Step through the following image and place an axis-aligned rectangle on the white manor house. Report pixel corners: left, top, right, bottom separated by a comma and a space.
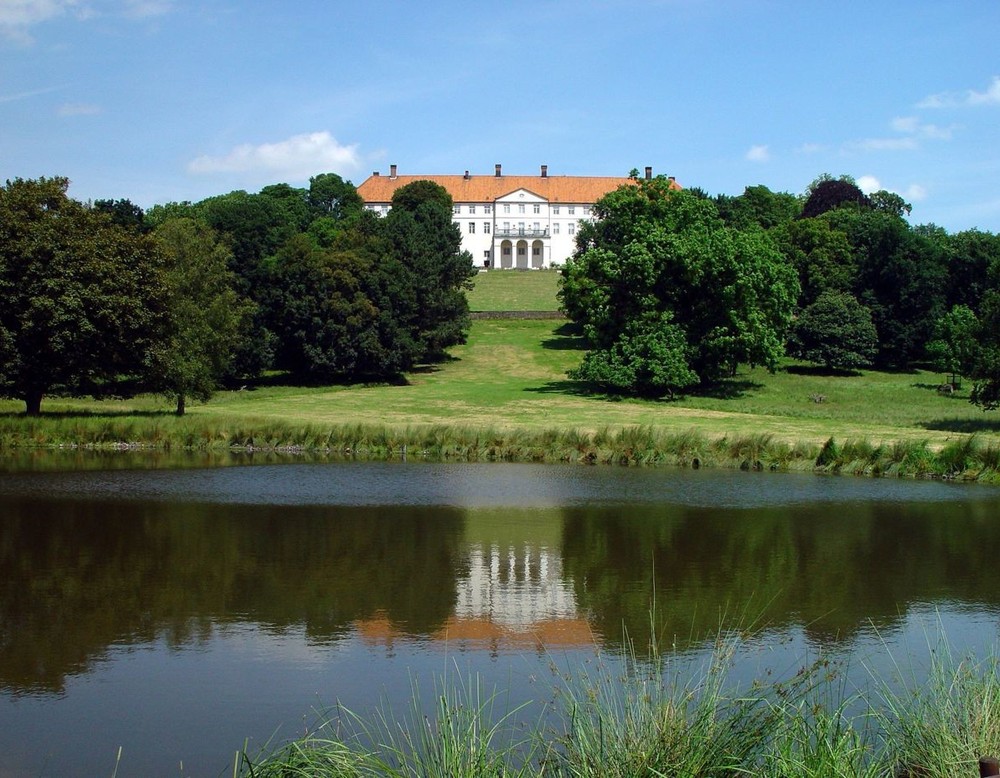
357, 164, 681, 269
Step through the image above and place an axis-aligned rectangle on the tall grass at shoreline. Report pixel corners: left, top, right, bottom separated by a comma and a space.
3, 415, 1000, 481
237, 630, 1000, 777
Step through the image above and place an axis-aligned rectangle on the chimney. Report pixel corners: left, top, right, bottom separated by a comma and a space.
390, 164, 397, 179
668, 176, 676, 185
541, 164, 548, 178
464, 170, 470, 180
372, 171, 380, 177
495, 163, 502, 177
644, 166, 652, 180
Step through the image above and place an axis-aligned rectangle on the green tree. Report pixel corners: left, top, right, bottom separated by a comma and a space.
970, 290, 1000, 410
826, 208, 948, 367
92, 198, 148, 231
0, 177, 168, 414
771, 217, 856, 308
944, 229, 1000, 313
384, 181, 476, 362
560, 180, 799, 395
926, 304, 979, 387
308, 172, 363, 222
788, 291, 878, 370
714, 185, 801, 230
150, 218, 253, 415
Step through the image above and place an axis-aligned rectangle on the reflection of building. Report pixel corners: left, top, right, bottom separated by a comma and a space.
355, 542, 595, 652
356, 164, 681, 269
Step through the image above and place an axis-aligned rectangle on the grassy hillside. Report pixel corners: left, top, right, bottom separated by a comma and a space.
466, 269, 561, 311
2, 271, 999, 469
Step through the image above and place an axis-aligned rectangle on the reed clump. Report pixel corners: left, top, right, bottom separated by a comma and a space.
2, 415, 1000, 481
236, 631, 1000, 777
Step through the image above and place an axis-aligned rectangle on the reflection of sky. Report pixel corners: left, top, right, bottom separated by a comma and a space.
2, 461, 999, 508
3, 608, 996, 777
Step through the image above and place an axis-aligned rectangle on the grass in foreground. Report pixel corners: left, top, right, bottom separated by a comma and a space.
237, 631, 1000, 777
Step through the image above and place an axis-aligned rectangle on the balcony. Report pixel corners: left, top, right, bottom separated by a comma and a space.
494, 226, 550, 238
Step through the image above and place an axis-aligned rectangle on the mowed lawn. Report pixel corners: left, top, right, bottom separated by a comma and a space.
3, 269, 998, 449
466, 269, 561, 311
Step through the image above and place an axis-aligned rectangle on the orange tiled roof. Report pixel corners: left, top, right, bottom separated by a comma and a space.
357, 171, 681, 205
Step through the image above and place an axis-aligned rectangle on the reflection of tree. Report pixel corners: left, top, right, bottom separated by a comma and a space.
561, 499, 1000, 653
0, 500, 465, 694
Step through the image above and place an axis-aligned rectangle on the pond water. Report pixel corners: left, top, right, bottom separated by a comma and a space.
1, 460, 999, 776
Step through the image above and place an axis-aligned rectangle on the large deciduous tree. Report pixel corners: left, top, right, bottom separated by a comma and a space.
0, 177, 168, 414
788, 291, 878, 371
150, 218, 253, 415
560, 179, 799, 396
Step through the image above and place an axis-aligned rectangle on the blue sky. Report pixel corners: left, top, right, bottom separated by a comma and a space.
2, 0, 999, 232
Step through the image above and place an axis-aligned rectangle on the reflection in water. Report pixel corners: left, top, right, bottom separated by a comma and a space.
0, 500, 466, 694
1, 462, 1000, 775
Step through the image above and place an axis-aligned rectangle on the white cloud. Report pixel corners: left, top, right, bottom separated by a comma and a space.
123, 0, 171, 18
850, 137, 919, 152
857, 175, 927, 203
188, 132, 363, 181
745, 144, 769, 162
890, 115, 954, 140
795, 142, 827, 155
57, 101, 100, 116
0, 0, 171, 42
857, 175, 881, 194
918, 75, 1000, 109
0, 0, 82, 41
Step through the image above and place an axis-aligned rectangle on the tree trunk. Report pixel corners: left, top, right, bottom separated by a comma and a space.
23, 390, 43, 416
175, 393, 186, 416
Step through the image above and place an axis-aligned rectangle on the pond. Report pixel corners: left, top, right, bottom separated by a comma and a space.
1, 459, 999, 776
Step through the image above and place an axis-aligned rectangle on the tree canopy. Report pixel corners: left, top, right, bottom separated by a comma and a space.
560, 179, 799, 396
0, 177, 168, 414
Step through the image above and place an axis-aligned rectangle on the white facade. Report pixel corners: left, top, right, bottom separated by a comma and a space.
357, 165, 678, 269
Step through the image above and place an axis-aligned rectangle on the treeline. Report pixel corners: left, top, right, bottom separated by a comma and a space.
0, 175, 476, 415
561, 174, 1000, 407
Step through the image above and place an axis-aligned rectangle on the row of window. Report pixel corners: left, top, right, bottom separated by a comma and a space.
462, 222, 578, 235
452, 203, 590, 216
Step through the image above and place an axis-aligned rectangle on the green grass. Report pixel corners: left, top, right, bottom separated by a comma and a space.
466, 269, 562, 311
3, 318, 1000, 476
5, 267, 997, 463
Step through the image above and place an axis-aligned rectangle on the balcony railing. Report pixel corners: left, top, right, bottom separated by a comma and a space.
494, 227, 550, 238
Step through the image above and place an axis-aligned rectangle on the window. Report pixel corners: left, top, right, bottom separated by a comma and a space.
484, 222, 490, 234
553, 206, 560, 215
568, 223, 576, 235
517, 246, 526, 255
453, 205, 460, 214
503, 204, 510, 214
568, 206, 576, 215
518, 222, 525, 234
468, 222, 476, 234
533, 204, 540, 214
532, 247, 540, 256
583, 206, 591, 215
503, 246, 511, 255
503, 222, 510, 231
485, 205, 492, 214
518, 204, 525, 214
553, 223, 560, 235
469, 205, 476, 214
